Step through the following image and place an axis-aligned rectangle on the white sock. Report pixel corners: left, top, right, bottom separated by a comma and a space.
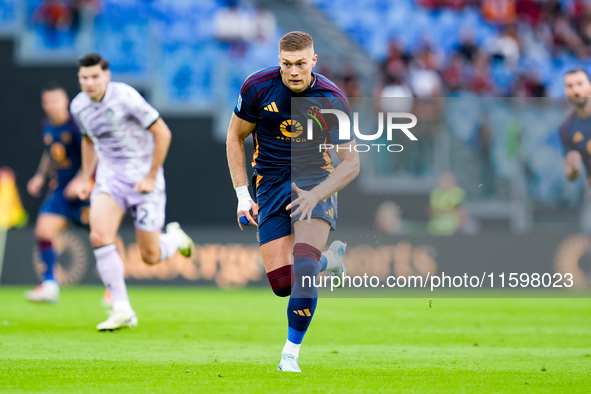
94, 244, 132, 313
282, 339, 301, 358
42, 279, 59, 289
159, 233, 181, 261
322, 250, 338, 270
113, 300, 133, 313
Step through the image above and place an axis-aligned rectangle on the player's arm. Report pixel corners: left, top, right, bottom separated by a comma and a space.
133, 118, 171, 193
560, 125, 582, 181
73, 135, 98, 200
288, 140, 360, 223
565, 150, 582, 181
27, 152, 51, 197
226, 113, 258, 229
80, 135, 98, 180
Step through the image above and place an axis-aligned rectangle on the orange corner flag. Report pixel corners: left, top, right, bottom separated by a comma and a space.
0, 167, 28, 230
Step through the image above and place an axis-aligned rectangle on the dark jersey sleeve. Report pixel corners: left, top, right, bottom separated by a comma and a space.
559, 115, 576, 155
233, 78, 259, 123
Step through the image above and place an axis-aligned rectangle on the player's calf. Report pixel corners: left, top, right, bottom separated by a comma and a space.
139, 246, 160, 265
279, 243, 322, 372
292, 243, 321, 298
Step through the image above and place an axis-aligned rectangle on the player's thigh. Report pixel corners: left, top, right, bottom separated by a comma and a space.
89, 193, 125, 246
135, 228, 161, 265
260, 235, 292, 273
130, 191, 166, 233
34, 213, 68, 240
293, 218, 331, 251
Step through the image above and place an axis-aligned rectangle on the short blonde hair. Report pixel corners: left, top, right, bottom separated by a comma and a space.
279, 31, 314, 52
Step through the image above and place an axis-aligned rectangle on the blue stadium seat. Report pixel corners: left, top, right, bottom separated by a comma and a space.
445, 97, 481, 148
93, 0, 150, 76
0, 0, 17, 32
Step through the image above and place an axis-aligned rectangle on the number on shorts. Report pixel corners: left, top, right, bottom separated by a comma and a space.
138, 208, 148, 226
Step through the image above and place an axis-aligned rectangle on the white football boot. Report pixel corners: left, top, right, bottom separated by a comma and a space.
96, 310, 138, 332
25, 280, 59, 303
278, 353, 301, 372
325, 240, 347, 280
165, 222, 194, 258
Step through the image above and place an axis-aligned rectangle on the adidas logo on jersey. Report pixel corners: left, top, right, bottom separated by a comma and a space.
264, 102, 279, 112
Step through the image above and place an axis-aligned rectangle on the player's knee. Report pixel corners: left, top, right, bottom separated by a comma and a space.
37, 238, 52, 251
34, 226, 51, 241
34, 219, 56, 241
89, 230, 113, 248
292, 243, 321, 298
139, 247, 160, 265
293, 243, 321, 278
266, 265, 293, 297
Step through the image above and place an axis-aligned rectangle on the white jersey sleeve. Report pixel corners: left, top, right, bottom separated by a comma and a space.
70, 93, 91, 135
120, 85, 160, 129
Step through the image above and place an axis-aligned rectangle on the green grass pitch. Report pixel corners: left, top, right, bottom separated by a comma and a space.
1, 286, 590, 393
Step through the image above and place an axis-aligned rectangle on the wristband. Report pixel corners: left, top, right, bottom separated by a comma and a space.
235, 185, 252, 201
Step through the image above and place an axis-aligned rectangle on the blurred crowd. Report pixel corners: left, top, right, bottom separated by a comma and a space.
377, 0, 591, 98
32, 0, 101, 47
375, 172, 480, 236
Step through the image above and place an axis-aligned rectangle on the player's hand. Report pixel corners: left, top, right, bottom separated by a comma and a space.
27, 174, 44, 197
133, 176, 156, 194
287, 182, 321, 224
64, 177, 82, 200
565, 151, 582, 181
566, 150, 582, 167
237, 199, 258, 230
236, 185, 257, 230
75, 178, 93, 201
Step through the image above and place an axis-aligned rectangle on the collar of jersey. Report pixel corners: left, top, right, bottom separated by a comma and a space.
92, 82, 112, 106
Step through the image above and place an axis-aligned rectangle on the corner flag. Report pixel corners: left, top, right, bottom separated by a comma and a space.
0, 167, 28, 285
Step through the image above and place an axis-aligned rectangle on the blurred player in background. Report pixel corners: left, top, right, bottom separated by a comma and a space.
226, 31, 360, 372
25, 82, 89, 303
561, 69, 591, 185
71, 54, 194, 331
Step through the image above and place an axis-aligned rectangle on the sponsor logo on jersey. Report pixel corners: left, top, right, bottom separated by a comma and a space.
279, 119, 303, 138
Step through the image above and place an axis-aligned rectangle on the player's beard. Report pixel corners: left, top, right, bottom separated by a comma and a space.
569, 96, 588, 108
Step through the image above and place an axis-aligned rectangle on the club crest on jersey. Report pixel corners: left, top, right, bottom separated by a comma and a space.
105, 108, 114, 118
306, 105, 327, 132
60, 131, 71, 144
